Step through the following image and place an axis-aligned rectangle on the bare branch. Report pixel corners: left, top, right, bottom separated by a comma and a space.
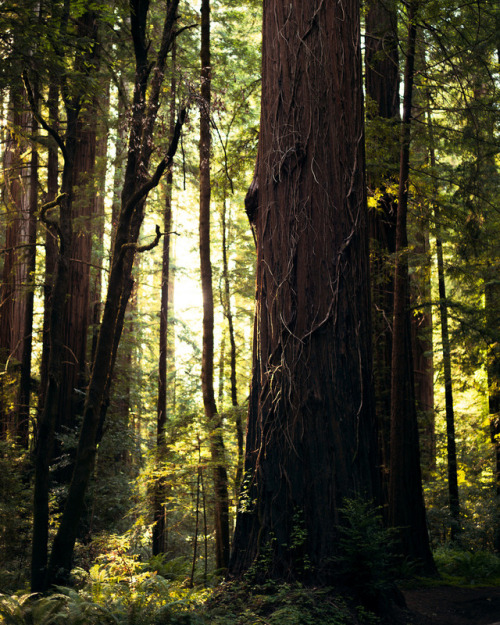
123, 107, 187, 218
39, 193, 68, 246
22, 71, 68, 161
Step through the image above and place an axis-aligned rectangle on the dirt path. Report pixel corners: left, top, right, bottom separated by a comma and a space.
402, 585, 500, 625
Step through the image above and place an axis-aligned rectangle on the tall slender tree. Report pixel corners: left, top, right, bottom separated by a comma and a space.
364, 0, 399, 493
153, 42, 177, 556
199, 0, 230, 571
46, 0, 185, 587
388, 1, 435, 574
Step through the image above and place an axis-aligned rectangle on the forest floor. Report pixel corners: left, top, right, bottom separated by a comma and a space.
402, 585, 500, 625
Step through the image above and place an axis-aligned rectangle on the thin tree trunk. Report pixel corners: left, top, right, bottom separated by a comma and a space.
428, 108, 459, 538
486, 281, 500, 552
46, 0, 184, 586
436, 234, 460, 539
199, 0, 230, 571
0, 86, 33, 441
153, 145, 174, 554
153, 41, 176, 556
221, 195, 243, 498
365, 0, 399, 499
411, 224, 435, 479
389, 1, 436, 574
38, 81, 59, 424
17, 97, 39, 448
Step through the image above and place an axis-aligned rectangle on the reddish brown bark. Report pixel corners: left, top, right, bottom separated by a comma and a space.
0, 87, 35, 443
411, 228, 436, 479
199, 0, 230, 571
221, 196, 243, 498
230, 0, 379, 582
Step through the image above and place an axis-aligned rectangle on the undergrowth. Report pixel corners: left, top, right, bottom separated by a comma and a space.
433, 546, 500, 585
0, 579, 380, 625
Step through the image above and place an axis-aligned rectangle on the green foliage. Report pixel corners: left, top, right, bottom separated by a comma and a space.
334, 499, 400, 598
434, 546, 500, 585
201, 582, 372, 625
0, 442, 31, 593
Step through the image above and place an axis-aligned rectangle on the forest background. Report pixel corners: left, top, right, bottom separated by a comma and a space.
0, 0, 499, 622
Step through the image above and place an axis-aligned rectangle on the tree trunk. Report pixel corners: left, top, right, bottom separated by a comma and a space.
38, 81, 59, 425
0, 86, 34, 443
199, 0, 230, 571
153, 56, 175, 549
31, 129, 78, 593
388, 1, 436, 574
53, 106, 97, 484
436, 234, 460, 539
46, 0, 184, 586
221, 195, 243, 498
17, 96, 39, 448
364, 0, 399, 500
229, 0, 380, 583
411, 225, 435, 479
486, 281, 500, 552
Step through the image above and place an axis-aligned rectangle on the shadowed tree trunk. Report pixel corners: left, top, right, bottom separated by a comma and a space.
30, 10, 100, 591
17, 95, 38, 448
221, 195, 243, 498
411, 226, 435, 479
365, 0, 399, 498
199, 0, 230, 571
436, 233, 460, 539
229, 0, 380, 583
153, 48, 176, 554
46, 0, 185, 587
388, 0, 436, 574
38, 81, 59, 423
486, 281, 500, 552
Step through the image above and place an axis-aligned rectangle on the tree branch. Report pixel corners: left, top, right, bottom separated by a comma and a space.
22, 71, 68, 162
123, 107, 187, 218
39, 193, 68, 246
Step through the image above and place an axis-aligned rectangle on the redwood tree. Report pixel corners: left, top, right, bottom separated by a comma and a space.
199, 0, 230, 571
229, 0, 380, 582
388, 1, 435, 574
45, 0, 185, 587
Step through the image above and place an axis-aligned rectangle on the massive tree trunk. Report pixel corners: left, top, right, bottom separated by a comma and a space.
53, 108, 97, 484
229, 0, 380, 583
388, 1, 436, 574
199, 0, 230, 571
30, 10, 100, 590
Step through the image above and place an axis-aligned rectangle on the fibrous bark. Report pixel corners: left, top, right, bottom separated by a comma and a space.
230, 0, 380, 582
